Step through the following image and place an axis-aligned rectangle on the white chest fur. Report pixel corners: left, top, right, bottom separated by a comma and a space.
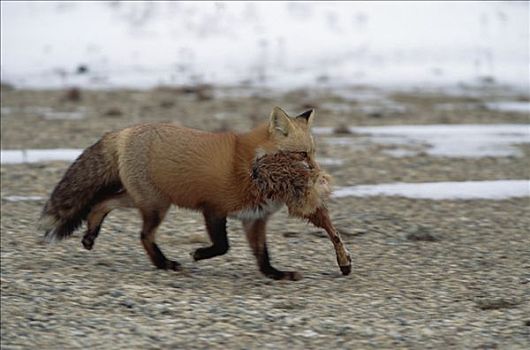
229, 200, 283, 221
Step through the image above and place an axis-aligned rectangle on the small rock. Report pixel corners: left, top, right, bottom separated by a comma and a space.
316, 75, 329, 83
300, 102, 318, 110
474, 342, 498, 350
63, 87, 82, 102
475, 298, 520, 310
333, 124, 352, 135
368, 111, 383, 118
405, 226, 440, 242
76, 64, 89, 74
120, 299, 134, 309
308, 231, 327, 238
282, 231, 300, 238
110, 290, 124, 298
104, 107, 123, 117
160, 100, 175, 108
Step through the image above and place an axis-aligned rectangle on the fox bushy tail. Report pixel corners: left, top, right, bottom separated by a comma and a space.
40, 135, 122, 242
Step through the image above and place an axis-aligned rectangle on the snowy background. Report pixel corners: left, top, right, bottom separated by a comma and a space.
1, 1, 529, 90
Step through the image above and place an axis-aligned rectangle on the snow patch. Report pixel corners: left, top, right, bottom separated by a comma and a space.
485, 102, 530, 113
334, 180, 529, 200
313, 124, 530, 158
1, 149, 82, 164
2, 195, 45, 202
316, 158, 344, 166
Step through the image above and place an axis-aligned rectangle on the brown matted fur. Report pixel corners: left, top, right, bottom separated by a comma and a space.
250, 151, 332, 217
250, 151, 351, 275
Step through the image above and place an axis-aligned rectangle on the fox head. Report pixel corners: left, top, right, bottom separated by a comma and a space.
267, 106, 316, 162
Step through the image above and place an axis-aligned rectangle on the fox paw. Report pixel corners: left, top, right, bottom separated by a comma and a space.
165, 260, 183, 271
81, 236, 94, 250
339, 264, 352, 276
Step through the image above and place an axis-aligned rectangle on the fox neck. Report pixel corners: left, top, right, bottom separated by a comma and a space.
236, 122, 273, 159
233, 123, 275, 205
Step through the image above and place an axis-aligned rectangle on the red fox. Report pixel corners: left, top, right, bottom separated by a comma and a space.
40, 107, 351, 280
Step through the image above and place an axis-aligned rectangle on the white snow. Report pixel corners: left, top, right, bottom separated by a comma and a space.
435, 101, 530, 114
316, 158, 344, 167
38, 108, 86, 121
333, 180, 529, 200
1, 149, 82, 164
313, 124, 530, 158
1, 2, 528, 90
485, 102, 530, 113
1, 106, 86, 120
2, 195, 45, 202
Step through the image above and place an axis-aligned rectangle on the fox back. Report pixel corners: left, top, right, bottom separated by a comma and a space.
113, 107, 317, 216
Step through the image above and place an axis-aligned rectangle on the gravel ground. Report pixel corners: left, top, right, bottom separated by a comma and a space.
1, 86, 529, 349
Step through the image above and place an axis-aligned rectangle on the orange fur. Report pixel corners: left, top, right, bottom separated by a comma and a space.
107, 106, 317, 216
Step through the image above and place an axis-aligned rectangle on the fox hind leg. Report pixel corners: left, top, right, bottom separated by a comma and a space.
140, 206, 182, 271
243, 218, 301, 281
82, 191, 135, 250
192, 210, 229, 261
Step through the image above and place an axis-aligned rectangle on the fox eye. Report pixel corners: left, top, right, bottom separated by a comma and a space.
299, 151, 308, 157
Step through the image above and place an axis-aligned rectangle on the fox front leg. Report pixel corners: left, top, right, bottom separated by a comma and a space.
243, 218, 302, 281
307, 207, 352, 275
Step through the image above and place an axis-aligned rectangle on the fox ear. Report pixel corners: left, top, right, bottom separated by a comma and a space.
269, 106, 293, 136
296, 109, 315, 127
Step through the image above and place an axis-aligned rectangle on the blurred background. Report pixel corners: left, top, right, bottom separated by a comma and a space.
1, 2, 530, 349
1, 1, 529, 90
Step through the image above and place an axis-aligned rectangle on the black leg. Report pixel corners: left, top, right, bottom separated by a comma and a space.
243, 219, 301, 281
81, 213, 107, 250
192, 211, 229, 261
140, 208, 181, 271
